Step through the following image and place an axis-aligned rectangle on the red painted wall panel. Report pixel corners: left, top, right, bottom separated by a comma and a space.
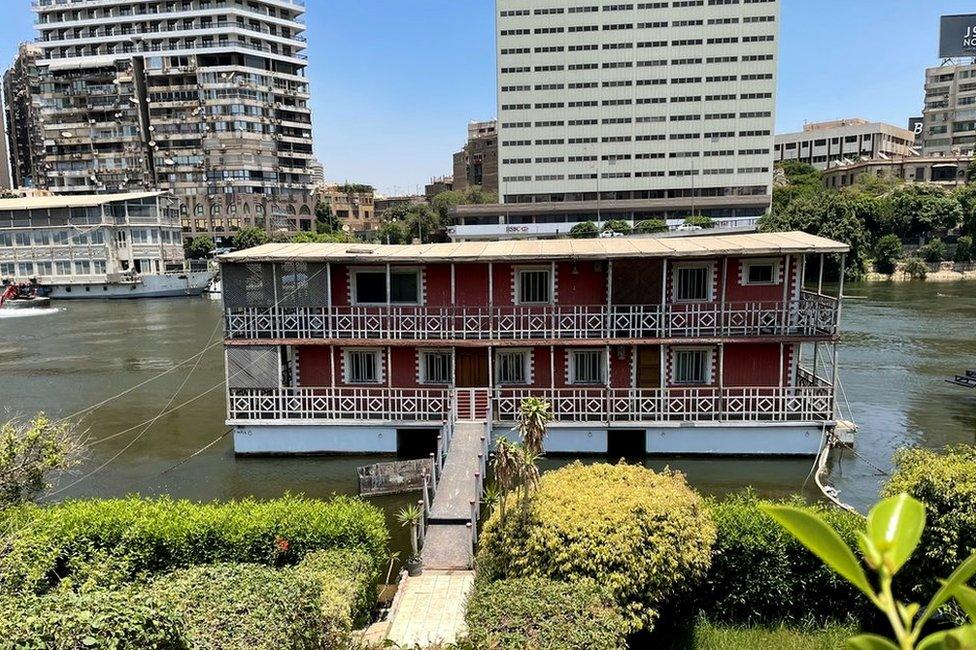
454, 263, 490, 306
331, 264, 350, 306
557, 261, 606, 305
722, 343, 782, 386
724, 256, 794, 303
425, 264, 452, 307
297, 346, 333, 387
390, 346, 421, 387
493, 263, 514, 306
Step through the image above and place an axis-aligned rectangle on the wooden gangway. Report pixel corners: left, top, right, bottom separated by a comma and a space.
947, 370, 976, 389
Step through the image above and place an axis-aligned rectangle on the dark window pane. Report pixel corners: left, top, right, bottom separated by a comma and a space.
391, 271, 419, 303
355, 272, 386, 303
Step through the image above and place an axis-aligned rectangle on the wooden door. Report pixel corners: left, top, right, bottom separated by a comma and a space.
636, 346, 661, 388
455, 349, 489, 388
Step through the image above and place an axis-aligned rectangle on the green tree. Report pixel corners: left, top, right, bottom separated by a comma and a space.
570, 221, 599, 239
967, 160, 976, 184
430, 187, 498, 224
635, 219, 669, 234
919, 238, 947, 263
184, 236, 214, 260
0, 414, 84, 507
313, 202, 341, 234
684, 214, 715, 229
231, 226, 269, 251
902, 256, 929, 280
889, 185, 963, 238
955, 236, 974, 263
874, 234, 903, 276
955, 185, 976, 237
601, 219, 632, 235
516, 398, 553, 456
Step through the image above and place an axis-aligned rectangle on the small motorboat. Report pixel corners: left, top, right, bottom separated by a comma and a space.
0, 281, 53, 310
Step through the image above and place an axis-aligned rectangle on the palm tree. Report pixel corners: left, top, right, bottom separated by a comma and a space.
492, 437, 520, 521
517, 397, 554, 456
396, 504, 423, 564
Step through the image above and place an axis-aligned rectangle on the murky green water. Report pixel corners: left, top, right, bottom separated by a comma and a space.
1, 281, 974, 556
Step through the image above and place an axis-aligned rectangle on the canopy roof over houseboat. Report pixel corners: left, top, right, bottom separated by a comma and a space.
220, 231, 849, 265
0, 191, 164, 212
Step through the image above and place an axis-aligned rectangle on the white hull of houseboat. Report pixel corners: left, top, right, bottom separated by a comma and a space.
42, 271, 213, 299
231, 421, 833, 457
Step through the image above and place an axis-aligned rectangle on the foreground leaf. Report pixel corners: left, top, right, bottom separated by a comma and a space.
920, 552, 976, 628
847, 634, 899, 650
866, 494, 925, 575
953, 584, 976, 621
761, 504, 874, 598
918, 624, 976, 650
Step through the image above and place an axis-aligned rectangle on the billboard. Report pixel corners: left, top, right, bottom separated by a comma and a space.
940, 14, 976, 58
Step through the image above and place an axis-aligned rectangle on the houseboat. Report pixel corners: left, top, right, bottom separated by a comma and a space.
0, 192, 212, 298
219, 232, 849, 457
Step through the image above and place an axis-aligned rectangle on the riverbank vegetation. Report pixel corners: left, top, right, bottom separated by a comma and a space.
464, 436, 976, 649
759, 161, 976, 280
0, 495, 388, 649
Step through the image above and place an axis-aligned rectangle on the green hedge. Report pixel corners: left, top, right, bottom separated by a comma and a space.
0, 550, 375, 650
883, 446, 976, 609
0, 588, 184, 649
477, 462, 715, 633
699, 492, 869, 626
0, 495, 388, 596
464, 577, 627, 650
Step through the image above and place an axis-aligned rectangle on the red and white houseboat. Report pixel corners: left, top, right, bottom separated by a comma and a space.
220, 231, 849, 457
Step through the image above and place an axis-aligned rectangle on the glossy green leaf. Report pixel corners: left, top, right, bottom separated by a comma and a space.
866, 493, 926, 575
954, 584, 976, 621
846, 634, 899, 650
920, 552, 976, 628
760, 504, 874, 598
923, 625, 976, 650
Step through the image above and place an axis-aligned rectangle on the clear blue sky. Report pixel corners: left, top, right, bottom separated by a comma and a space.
0, 0, 973, 195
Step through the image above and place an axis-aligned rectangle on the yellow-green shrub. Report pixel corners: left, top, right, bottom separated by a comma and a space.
477, 462, 715, 633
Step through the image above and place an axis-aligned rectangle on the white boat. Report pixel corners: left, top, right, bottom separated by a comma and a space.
43, 270, 213, 299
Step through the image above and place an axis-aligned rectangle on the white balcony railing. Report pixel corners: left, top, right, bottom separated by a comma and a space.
226, 386, 835, 425
224, 292, 839, 341
227, 387, 452, 424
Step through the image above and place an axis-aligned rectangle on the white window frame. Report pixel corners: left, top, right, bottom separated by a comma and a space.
419, 349, 453, 385
672, 262, 714, 303
568, 348, 606, 385
742, 258, 780, 286
343, 348, 384, 385
350, 266, 423, 306
671, 347, 713, 385
495, 348, 532, 385
514, 266, 553, 305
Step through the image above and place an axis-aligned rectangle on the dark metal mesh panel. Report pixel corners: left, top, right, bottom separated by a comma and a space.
227, 347, 280, 389
276, 261, 328, 308
223, 263, 275, 308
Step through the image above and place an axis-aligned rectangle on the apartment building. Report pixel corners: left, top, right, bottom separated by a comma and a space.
318, 183, 376, 235
921, 61, 976, 156
453, 0, 780, 241
822, 154, 973, 189
20, 0, 317, 241
3, 44, 43, 190
453, 120, 499, 195
774, 119, 917, 170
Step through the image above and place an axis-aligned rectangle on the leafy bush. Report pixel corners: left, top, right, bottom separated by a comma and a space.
0, 588, 183, 649
464, 577, 627, 650
569, 221, 599, 239
700, 492, 869, 626
635, 218, 669, 234
0, 495, 388, 596
954, 235, 974, 263
873, 234, 903, 275
477, 462, 715, 633
684, 215, 715, 229
902, 256, 929, 280
151, 563, 338, 650
601, 219, 632, 235
883, 446, 976, 607
298, 549, 378, 629
919, 237, 948, 263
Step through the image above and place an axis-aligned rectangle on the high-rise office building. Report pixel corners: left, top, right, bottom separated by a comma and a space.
21, 0, 316, 240
453, 0, 780, 241
921, 62, 976, 157
2, 44, 41, 189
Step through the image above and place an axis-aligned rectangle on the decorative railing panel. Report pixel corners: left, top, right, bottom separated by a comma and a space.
224, 292, 839, 341
227, 388, 451, 423
494, 387, 834, 424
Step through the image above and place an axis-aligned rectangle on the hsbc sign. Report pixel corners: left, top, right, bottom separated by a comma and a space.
940, 14, 976, 58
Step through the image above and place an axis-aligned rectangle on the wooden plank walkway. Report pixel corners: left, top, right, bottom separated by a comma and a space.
422, 421, 485, 570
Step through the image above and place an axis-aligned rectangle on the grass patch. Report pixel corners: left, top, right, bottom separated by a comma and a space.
681, 620, 855, 650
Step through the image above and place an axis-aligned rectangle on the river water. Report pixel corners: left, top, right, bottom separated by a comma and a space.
1, 282, 974, 555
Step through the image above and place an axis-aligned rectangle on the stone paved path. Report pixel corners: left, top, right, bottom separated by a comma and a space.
385, 570, 475, 647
